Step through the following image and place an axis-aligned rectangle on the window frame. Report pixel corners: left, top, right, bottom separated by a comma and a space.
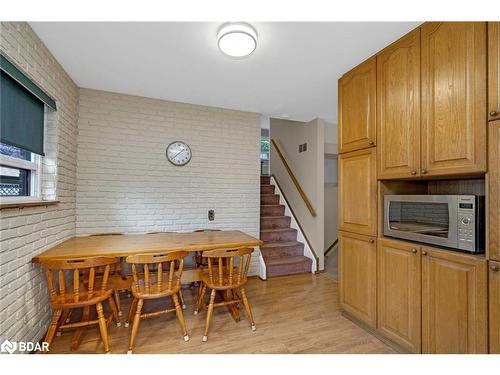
0, 152, 42, 202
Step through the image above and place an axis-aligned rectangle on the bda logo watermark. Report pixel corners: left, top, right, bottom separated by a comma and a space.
1, 339, 49, 353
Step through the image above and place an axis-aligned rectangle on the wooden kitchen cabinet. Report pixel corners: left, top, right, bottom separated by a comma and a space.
339, 231, 377, 327
421, 246, 488, 353
338, 57, 377, 153
338, 147, 377, 236
490, 121, 500, 262
489, 22, 500, 122
377, 238, 421, 353
421, 22, 487, 177
490, 261, 500, 353
377, 28, 421, 179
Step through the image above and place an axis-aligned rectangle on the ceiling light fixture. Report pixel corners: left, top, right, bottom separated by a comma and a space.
217, 22, 258, 58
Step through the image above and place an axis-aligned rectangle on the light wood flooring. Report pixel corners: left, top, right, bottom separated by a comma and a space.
47, 273, 395, 354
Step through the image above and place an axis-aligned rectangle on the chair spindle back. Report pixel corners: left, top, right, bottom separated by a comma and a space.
40, 257, 119, 303
126, 251, 188, 294
202, 248, 253, 287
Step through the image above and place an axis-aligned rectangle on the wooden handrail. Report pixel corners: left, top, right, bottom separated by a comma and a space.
324, 238, 338, 257
271, 139, 317, 217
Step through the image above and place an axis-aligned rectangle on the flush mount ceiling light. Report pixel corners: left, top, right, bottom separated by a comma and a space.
217, 22, 258, 58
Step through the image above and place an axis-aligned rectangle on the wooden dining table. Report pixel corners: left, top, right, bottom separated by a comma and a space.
32, 230, 262, 350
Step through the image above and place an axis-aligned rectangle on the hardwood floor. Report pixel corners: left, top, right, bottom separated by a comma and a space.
47, 274, 395, 354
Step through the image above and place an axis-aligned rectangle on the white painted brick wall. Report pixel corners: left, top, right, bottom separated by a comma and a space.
0, 22, 79, 349
76, 89, 262, 273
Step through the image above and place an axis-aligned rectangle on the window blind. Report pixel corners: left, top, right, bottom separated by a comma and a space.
0, 55, 56, 156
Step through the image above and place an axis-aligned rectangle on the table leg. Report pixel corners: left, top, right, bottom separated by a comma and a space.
71, 306, 90, 351
224, 289, 240, 322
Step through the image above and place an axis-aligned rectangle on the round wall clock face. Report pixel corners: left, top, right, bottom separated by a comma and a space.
166, 141, 192, 166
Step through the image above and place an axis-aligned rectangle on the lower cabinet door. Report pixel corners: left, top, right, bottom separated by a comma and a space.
377, 238, 421, 353
490, 261, 500, 354
422, 247, 488, 353
339, 231, 377, 327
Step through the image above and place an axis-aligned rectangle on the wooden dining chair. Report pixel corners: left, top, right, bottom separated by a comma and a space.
39, 257, 120, 353
194, 248, 256, 342
125, 251, 189, 353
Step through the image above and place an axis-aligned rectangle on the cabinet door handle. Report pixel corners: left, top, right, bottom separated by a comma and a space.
490, 110, 498, 117
411, 170, 417, 176
369, 140, 375, 146
422, 251, 427, 256
411, 248, 417, 254
421, 169, 427, 174
491, 264, 499, 272
369, 238, 375, 243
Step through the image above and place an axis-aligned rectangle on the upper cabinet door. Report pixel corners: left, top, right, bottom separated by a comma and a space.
338, 57, 377, 153
489, 120, 500, 262
338, 147, 377, 236
377, 29, 421, 179
421, 22, 487, 177
489, 22, 500, 121
422, 247, 488, 353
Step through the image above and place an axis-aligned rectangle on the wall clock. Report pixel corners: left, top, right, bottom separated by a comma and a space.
166, 141, 192, 166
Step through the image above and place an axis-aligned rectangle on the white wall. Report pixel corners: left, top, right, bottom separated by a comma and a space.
0, 22, 79, 348
76, 89, 262, 274
270, 118, 325, 269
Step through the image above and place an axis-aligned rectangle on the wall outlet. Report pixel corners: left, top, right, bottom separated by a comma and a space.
208, 209, 215, 221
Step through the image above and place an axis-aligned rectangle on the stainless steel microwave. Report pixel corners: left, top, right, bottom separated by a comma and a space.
384, 195, 485, 253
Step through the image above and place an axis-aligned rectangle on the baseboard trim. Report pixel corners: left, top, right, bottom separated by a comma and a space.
341, 311, 411, 354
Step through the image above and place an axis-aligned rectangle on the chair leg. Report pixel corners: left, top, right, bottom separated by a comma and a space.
172, 293, 189, 341
96, 302, 110, 353
240, 287, 256, 331
44, 309, 62, 351
108, 296, 121, 327
127, 299, 143, 354
202, 289, 216, 342
194, 284, 206, 315
125, 298, 138, 328
113, 290, 123, 316
178, 288, 186, 309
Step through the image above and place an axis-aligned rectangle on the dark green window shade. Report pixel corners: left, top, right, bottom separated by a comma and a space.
1, 71, 45, 155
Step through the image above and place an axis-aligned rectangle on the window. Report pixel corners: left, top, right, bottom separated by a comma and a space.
0, 143, 41, 200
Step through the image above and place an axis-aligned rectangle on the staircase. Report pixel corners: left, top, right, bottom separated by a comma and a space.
260, 176, 312, 277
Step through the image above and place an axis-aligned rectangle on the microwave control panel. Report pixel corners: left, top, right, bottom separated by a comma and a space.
457, 196, 476, 251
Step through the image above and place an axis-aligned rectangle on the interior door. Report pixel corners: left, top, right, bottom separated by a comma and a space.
338, 147, 377, 236
339, 231, 377, 327
377, 238, 421, 353
338, 57, 377, 153
377, 28, 421, 179
421, 22, 487, 177
421, 246, 488, 353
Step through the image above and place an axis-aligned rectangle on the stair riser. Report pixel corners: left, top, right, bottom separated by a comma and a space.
261, 194, 280, 205
260, 229, 297, 242
260, 216, 291, 229
261, 205, 285, 216
261, 244, 304, 258
266, 259, 312, 278
260, 185, 275, 194
260, 176, 271, 185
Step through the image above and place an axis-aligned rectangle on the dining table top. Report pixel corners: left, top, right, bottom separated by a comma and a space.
31, 230, 262, 263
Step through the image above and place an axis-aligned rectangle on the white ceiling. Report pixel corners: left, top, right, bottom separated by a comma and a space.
30, 22, 420, 123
